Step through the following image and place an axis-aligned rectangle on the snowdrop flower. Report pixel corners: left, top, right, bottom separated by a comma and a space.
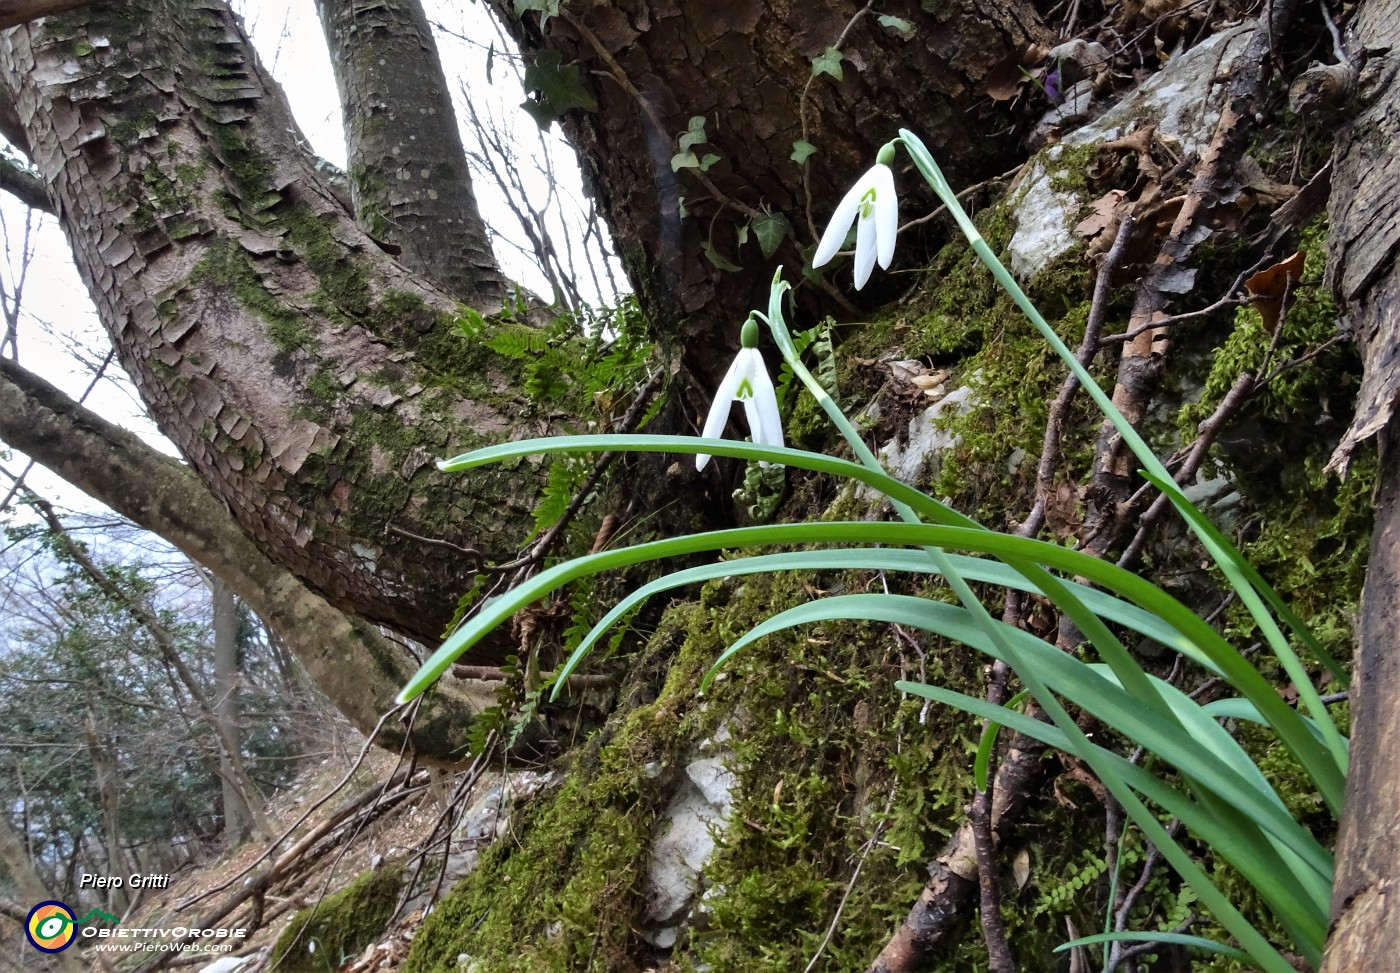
812, 141, 900, 290
696, 317, 784, 471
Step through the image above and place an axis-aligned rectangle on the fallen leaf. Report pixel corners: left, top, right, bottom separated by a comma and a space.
1245, 251, 1306, 334
1013, 847, 1032, 889
1074, 190, 1129, 241
986, 55, 1027, 101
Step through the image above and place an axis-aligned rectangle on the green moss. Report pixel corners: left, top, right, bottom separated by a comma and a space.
404, 556, 1038, 973
1044, 142, 1101, 196
404, 605, 716, 973
203, 122, 279, 215
282, 207, 372, 319
306, 368, 340, 403
270, 863, 405, 972
194, 243, 314, 353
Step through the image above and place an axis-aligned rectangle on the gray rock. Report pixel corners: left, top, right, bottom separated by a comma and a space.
1009, 23, 1257, 279
874, 384, 979, 486
642, 743, 739, 932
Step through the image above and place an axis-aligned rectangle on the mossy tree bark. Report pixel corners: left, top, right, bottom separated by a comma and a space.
0, 0, 549, 649
1320, 0, 1400, 964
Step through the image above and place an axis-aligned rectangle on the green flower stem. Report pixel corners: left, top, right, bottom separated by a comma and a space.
759, 270, 1299, 965
896, 128, 1347, 783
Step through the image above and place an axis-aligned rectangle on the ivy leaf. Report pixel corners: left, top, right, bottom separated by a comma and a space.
698, 152, 721, 172
520, 97, 557, 129
520, 51, 597, 129
877, 14, 916, 39
512, 0, 560, 29
678, 115, 708, 154
702, 242, 742, 272
812, 46, 844, 81
736, 224, 750, 248
670, 151, 698, 172
791, 140, 818, 164
751, 212, 791, 259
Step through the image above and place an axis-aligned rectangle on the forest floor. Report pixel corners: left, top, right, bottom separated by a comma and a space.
115, 744, 462, 973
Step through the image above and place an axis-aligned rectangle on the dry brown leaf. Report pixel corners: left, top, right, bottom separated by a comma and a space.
1013, 848, 1032, 889
1245, 250, 1306, 334
1045, 478, 1085, 539
986, 56, 1026, 101
1074, 190, 1129, 241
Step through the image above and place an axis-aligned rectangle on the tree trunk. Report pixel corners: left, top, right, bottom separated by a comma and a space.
79, 713, 130, 914
1321, 0, 1400, 964
0, 0, 89, 30
315, 0, 508, 304
211, 575, 255, 845
0, 815, 87, 973
488, 0, 1047, 378
0, 357, 486, 764
0, 1, 548, 647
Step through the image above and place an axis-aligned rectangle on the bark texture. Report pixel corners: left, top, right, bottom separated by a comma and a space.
0, 0, 88, 29
1323, 413, 1400, 971
1320, 5, 1400, 956
315, 0, 508, 303
0, 1, 552, 647
488, 0, 1048, 379
0, 356, 486, 765
1326, 0, 1400, 475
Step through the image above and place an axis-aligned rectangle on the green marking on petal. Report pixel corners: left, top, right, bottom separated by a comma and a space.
736, 377, 755, 399
860, 185, 877, 219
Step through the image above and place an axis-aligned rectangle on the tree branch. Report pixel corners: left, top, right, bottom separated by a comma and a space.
0, 155, 49, 212
0, 356, 483, 765
0, 0, 89, 30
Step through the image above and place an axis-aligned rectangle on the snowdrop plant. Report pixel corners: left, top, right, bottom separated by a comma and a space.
696, 316, 783, 470
402, 133, 1344, 973
811, 140, 899, 289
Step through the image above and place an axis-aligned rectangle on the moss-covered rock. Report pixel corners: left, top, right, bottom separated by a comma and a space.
270, 862, 406, 972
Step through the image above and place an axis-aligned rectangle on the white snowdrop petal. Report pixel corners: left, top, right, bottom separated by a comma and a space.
813, 177, 868, 268
873, 164, 898, 269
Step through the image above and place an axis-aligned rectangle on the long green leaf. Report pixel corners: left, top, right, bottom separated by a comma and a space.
1203, 698, 1347, 753
1055, 931, 1251, 961
437, 434, 978, 529
421, 444, 1346, 810
975, 688, 1029, 791
550, 548, 1215, 698
898, 680, 1325, 965
1142, 468, 1349, 783
710, 593, 1331, 887
900, 127, 1344, 803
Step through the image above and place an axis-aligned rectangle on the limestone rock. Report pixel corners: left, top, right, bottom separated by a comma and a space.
1009, 23, 1257, 279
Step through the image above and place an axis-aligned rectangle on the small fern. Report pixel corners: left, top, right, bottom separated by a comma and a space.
485, 325, 551, 359
776, 315, 838, 412
1034, 851, 1109, 917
